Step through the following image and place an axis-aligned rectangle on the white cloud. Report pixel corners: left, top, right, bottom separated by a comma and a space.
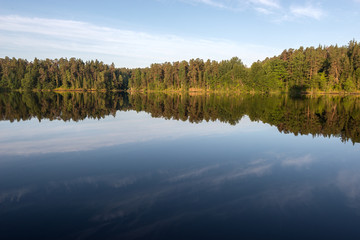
249, 0, 282, 17
196, 0, 228, 9
254, 7, 274, 15
188, 0, 280, 11
249, 0, 280, 9
183, 0, 244, 11
0, 15, 279, 68
182, 0, 327, 22
290, 4, 325, 20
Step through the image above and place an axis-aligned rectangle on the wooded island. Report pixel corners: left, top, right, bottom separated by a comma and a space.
1, 40, 359, 93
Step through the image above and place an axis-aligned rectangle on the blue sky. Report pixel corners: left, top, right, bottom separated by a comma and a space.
0, 0, 360, 67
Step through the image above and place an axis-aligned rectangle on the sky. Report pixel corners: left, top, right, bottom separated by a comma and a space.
0, 0, 360, 68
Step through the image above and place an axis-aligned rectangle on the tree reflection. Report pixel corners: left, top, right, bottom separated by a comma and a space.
1, 92, 360, 143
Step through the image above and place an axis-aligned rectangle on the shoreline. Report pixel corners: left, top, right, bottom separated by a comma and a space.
3, 88, 360, 96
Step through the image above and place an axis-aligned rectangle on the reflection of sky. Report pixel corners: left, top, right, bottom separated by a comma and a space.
1, 111, 360, 239
2, 149, 359, 239
0, 110, 270, 156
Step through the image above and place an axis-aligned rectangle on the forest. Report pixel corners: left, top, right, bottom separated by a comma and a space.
1, 91, 360, 144
1, 40, 360, 92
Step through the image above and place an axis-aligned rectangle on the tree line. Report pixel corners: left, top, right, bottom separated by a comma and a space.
0, 58, 131, 91
1, 40, 360, 92
1, 91, 360, 143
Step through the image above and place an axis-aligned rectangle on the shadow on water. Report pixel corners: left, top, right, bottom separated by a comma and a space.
289, 85, 308, 99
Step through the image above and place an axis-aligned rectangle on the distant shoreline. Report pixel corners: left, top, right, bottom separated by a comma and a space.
3, 88, 360, 96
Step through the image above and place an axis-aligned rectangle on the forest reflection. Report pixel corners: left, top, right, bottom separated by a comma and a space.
1, 91, 360, 143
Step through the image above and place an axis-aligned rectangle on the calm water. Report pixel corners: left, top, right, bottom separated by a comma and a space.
1, 92, 360, 240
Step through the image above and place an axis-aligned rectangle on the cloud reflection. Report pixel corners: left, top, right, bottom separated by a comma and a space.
0, 188, 31, 203
0, 112, 267, 156
282, 154, 314, 167
47, 175, 138, 191
213, 163, 272, 183
337, 170, 360, 209
169, 164, 220, 182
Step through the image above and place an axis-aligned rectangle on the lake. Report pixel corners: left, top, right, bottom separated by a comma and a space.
1, 92, 360, 239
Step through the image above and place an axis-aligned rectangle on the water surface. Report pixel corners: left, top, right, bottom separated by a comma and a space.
1, 92, 360, 239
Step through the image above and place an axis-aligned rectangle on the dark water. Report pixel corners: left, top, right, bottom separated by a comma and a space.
1, 92, 360, 240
